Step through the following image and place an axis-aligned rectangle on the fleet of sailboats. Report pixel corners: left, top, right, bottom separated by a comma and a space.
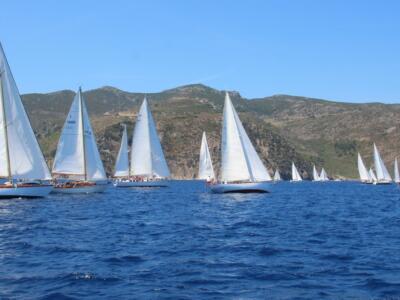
114, 98, 170, 187
210, 92, 272, 193
2, 42, 400, 198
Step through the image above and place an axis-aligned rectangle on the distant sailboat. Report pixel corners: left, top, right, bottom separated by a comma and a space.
115, 98, 170, 187
394, 158, 400, 184
357, 153, 371, 183
52, 88, 107, 193
198, 132, 215, 182
319, 168, 329, 181
0, 43, 53, 198
373, 143, 392, 184
273, 169, 282, 181
114, 124, 129, 178
369, 168, 377, 183
210, 92, 272, 193
312, 165, 320, 181
291, 162, 302, 182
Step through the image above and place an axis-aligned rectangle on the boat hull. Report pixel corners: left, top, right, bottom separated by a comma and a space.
210, 182, 271, 194
114, 180, 169, 188
53, 183, 107, 194
0, 185, 53, 199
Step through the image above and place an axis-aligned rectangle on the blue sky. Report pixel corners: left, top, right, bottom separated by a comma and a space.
1, 0, 399, 102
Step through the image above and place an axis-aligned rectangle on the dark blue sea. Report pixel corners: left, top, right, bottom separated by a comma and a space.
1, 181, 400, 299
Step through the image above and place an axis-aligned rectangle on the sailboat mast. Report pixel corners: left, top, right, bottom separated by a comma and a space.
79, 88, 87, 181
0, 73, 12, 181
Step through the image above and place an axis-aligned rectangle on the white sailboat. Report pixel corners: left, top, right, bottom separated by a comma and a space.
312, 165, 320, 181
319, 168, 329, 181
394, 157, 400, 184
52, 88, 107, 193
0, 43, 53, 198
291, 162, 302, 182
114, 124, 129, 178
373, 143, 392, 184
198, 132, 215, 182
273, 169, 282, 181
357, 153, 372, 183
369, 168, 377, 183
210, 92, 272, 193
115, 98, 170, 187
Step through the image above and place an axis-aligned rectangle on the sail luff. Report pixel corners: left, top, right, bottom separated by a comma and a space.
394, 158, 400, 183
79, 88, 87, 181
198, 132, 215, 180
373, 144, 392, 182
114, 124, 129, 177
292, 162, 302, 181
0, 73, 11, 180
357, 153, 370, 181
313, 165, 320, 181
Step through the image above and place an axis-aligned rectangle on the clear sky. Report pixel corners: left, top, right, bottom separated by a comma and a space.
1, 0, 399, 102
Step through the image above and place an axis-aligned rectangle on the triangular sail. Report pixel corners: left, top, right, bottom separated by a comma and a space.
357, 153, 370, 182
291, 162, 302, 181
52, 88, 106, 180
114, 125, 129, 177
394, 158, 400, 183
312, 165, 320, 181
0, 43, 51, 180
273, 169, 281, 181
130, 98, 170, 178
369, 168, 377, 182
220, 93, 271, 182
198, 132, 215, 180
373, 143, 392, 182
320, 168, 329, 181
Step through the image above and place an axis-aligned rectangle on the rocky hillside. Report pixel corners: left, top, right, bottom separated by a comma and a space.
21, 84, 400, 179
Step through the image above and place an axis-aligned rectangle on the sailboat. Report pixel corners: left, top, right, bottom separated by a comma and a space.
198, 132, 215, 182
394, 158, 400, 184
357, 153, 372, 183
312, 165, 320, 181
113, 124, 129, 179
0, 43, 53, 198
273, 169, 281, 181
373, 143, 392, 184
52, 88, 108, 193
115, 98, 170, 187
369, 168, 377, 184
319, 168, 329, 181
210, 92, 272, 193
291, 162, 302, 182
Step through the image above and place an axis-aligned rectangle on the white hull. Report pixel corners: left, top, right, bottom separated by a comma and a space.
114, 180, 168, 188
210, 182, 271, 194
0, 185, 53, 198
53, 183, 107, 194
373, 181, 392, 185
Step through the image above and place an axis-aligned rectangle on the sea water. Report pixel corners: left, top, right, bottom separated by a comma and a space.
0, 181, 399, 299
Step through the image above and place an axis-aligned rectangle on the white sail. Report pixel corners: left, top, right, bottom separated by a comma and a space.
373, 143, 392, 182
130, 98, 170, 178
394, 158, 400, 183
220, 93, 271, 182
52, 88, 106, 181
198, 132, 215, 180
273, 169, 281, 181
312, 165, 320, 181
357, 153, 370, 182
0, 43, 51, 180
114, 125, 129, 177
369, 168, 377, 182
320, 168, 329, 181
291, 162, 302, 181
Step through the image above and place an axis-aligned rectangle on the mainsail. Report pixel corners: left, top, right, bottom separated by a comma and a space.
373, 143, 392, 182
312, 165, 320, 181
291, 162, 302, 181
130, 98, 170, 178
273, 169, 281, 181
114, 124, 129, 177
198, 132, 215, 180
319, 168, 329, 181
394, 158, 400, 183
220, 92, 271, 182
52, 88, 106, 181
0, 43, 51, 180
357, 153, 370, 182
369, 168, 377, 182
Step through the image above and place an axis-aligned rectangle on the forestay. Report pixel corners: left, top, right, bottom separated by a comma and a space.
198, 132, 215, 180
0, 43, 51, 180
